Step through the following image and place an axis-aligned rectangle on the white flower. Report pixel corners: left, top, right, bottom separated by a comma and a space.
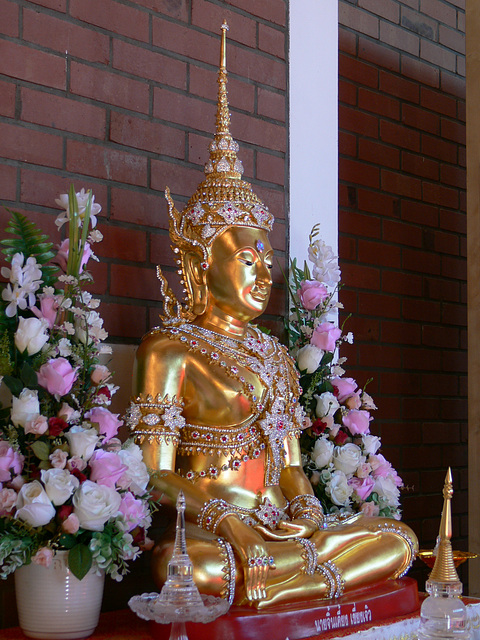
11, 389, 40, 428
88, 230, 103, 244
312, 437, 334, 468
374, 476, 400, 507
117, 443, 150, 494
75, 310, 107, 344
14, 316, 49, 356
15, 480, 56, 527
296, 344, 323, 374
332, 443, 363, 475
308, 239, 341, 286
345, 332, 354, 344
314, 392, 340, 418
361, 392, 377, 411
326, 470, 353, 507
73, 480, 121, 531
41, 469, 79, 506
361, 434, 381, 455
55, 188, 102, 230
58, 337, 73, 356
65, 426, 99, 460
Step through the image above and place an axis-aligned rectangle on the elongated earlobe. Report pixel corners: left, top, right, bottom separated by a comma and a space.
184, 252, 208, 316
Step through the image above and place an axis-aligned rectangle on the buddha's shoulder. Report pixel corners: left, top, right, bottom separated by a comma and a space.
136, 325, 191, 359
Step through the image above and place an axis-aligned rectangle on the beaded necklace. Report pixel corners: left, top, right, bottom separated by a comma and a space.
163, 323, 305, 485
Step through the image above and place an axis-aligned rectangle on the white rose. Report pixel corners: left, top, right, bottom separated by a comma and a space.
15, 480, 56, 527
314, 392, 340, 418
312, 437, 334, 469
296, 344, 323, 374
40, 469, 79, 506
73, 480, 122, 531
374, 476, 400, 508
117, 442, 150, 493
65, 426, 99, 460
361, 434, 381, 455
332, 443, 363, 475
14, 317, 49, 356
11, 389, 40, 428
327, 470, 353, 506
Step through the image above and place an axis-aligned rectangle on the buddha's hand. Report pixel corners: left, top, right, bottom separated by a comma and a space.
255, 518, 318, 541
219, 516, 275, 602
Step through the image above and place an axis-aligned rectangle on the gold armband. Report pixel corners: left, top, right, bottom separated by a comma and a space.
126, 394, 185, 446
289, 494, 324, 528
197, 498, 238, 534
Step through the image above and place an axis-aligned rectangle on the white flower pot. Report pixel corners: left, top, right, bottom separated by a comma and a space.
14, 550, 105, 639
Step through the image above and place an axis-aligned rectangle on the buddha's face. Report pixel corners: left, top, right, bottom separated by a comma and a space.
205, 227, 273, 322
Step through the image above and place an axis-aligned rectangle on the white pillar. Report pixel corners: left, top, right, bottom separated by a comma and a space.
289, 2, 338, 265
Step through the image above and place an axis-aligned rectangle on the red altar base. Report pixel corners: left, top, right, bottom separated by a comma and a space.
149, 577, 419, 640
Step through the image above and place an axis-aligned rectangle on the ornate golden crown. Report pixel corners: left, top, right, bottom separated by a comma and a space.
158, 23, 274, 324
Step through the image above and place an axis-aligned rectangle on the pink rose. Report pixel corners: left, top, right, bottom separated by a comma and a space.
0, 441, 24, 482
369, 453, 393, 478
37, 358, 78, 397
32, 547, 54, 567
89, 450, 127, 488
332, 377, 359, 403
57, 403, 76, 422
343, 409, 372, 436
310, 322, 342, 352
10, 475, 25, 491
344, 393, 362, 410
24, 415, 49, 436
66, 456, 87, 473
85, 407, 123, 441
91, 365, 110, 385
356, 462, 372, 478
349, 476, 375, 501
32, 295, 58, 329
360, 501, 380, 517
0, 488, 18, 515
118, 492, 151, 532
62, 513, 80, 534
297, 280, 328, 310
49, 449, 68, 469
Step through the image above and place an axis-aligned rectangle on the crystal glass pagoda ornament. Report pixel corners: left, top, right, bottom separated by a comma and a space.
128, 491, 229, 640
417, 468, 471, 640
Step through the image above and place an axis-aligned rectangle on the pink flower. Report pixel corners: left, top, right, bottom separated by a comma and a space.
85, 407, 123, 441
297, 280, 328, 310
349, 476, 375, 501
344, 393, 362, 410
89, 450, 127, 488
343, 409, 372, 436
62, 513, 80, 534
310, 322, 342, 352
356, 462, 372, 478
360, 501, 380, 517
57, 403, 76, 422
37, 358, 78, 397
66, 456, 87, 473
118, 492, 150, 532
332, 377, 359, 403
91, 365, 110, 385
32, 295, 58, 329
56, 240, 92, 273
49, 449, 68, 469
0, 488, 18, 515
32, 547, 54, 568
369, 453, 393, 478
24, 415, 48, 436
0, 441, 24, 482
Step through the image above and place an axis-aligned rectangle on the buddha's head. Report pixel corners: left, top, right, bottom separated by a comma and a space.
158, 23, 275, 326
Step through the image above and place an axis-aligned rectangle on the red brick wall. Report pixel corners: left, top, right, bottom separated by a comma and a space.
0, 0, 287, 626
0, 0, 288, 347
338, 0, 467, 587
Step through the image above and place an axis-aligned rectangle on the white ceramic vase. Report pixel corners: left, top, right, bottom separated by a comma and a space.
14, 550, 105, 639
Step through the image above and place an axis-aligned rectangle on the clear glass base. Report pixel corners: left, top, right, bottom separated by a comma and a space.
417, 581, 471, 639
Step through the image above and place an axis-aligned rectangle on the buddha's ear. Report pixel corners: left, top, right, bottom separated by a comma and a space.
184, 251, 208, 316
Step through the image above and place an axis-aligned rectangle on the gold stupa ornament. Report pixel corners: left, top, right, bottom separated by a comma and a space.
417, 468, 471, 640
158, 22, 274, 325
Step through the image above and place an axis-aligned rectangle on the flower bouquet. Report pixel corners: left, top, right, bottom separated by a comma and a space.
288, 225, 403, 520
0, 187, 154, 582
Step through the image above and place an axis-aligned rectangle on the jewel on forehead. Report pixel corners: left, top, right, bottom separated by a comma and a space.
256, 240, 265, 253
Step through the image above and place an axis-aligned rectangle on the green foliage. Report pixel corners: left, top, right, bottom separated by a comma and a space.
68, 543, 93, 581
0, 209, 59, 287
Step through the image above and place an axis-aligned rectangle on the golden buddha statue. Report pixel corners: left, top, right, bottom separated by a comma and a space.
127, 23, 418, 609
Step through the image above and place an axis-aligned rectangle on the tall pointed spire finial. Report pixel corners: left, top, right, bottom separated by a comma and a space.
428, 467, 460, 584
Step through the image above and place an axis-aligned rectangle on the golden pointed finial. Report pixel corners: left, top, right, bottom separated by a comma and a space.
428, 467, 461, 584
220, 21, 229, 70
